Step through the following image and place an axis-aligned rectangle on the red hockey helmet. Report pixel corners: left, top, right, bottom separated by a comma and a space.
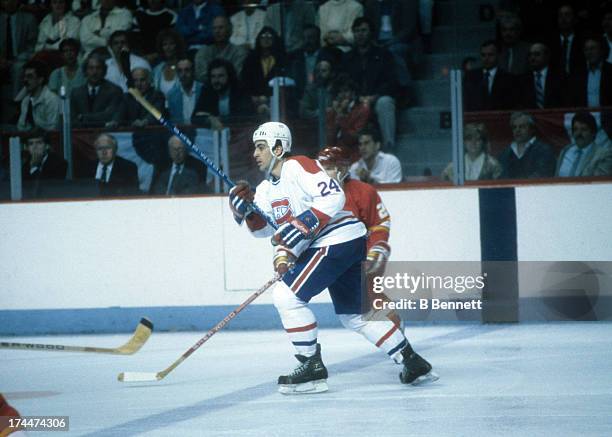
317, 146, 352, 168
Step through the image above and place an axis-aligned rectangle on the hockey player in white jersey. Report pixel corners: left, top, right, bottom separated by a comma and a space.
229, 122, 438, 394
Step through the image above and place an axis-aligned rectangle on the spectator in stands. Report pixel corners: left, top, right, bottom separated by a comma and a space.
79, 0, 132, 55
122, 67, 165, 127
193, 58, 251, 127
567, 35, 612, 108
499, 111, 556, 179
288, 25, 327, 100
240, 26, 288, 116
362, 0, 418, 88
602, 8, 612, 63
230, 0, 265, 49
104, 30, 151, 92
36, 0, 80, 52
17, 60, 61, 132
498, 13, 530, 75
299, 56, 335, 119
152, 29, 186, 97
48, 38, 86, 96
326, 76, 371, 152
517, 43, 565, 109
0, 0, 37, 123
133, 0, 177, 62
22, 129, 67, 180
91, 132, 139, 196
556, 111, 612, 177
548, 3, 586, 77
71, 52, 123, 127
350, 126, 402, 184
151, 136, 206, 195
441, 123, 502, 181
319, 0, 363, 52
264, 0, 315, 53
464, 40, 516, 112
194, 15, 247, 84
176, 0, 224, 52
344, 17, 398, 150
166, 57, 203, 124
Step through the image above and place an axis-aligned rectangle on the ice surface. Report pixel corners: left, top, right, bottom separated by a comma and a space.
2, 323, 612, 436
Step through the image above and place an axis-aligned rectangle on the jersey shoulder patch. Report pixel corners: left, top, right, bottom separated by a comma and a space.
286, 156, 323, 175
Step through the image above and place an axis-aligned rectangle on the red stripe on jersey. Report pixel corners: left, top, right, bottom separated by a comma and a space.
290, 247, 327, 293
287, 156, 324, 174
375, 325, 398, 347
285, 322, 318, 333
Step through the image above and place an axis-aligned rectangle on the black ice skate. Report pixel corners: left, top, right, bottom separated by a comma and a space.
399, 344, 439, 385
278, 343, 328, 395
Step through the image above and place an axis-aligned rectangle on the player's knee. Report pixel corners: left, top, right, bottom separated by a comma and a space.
375, 95, 395, 113
272, 281, 306, 312
338, 314, 367, 332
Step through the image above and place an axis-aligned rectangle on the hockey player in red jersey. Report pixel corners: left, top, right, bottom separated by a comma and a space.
317, 145, 400, 326
229, 122, 438, 394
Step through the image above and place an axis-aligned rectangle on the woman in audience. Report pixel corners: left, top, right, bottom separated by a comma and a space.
240, 26, 288, 115
48, 38, 86, 95
152, 29, 187, 97
35, 0, 81, 52
441, 123, 502, 181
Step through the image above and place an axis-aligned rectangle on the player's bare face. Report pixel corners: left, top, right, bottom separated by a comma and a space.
253, 140, 273, 171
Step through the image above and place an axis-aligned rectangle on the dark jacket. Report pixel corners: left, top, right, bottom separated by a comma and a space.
22, 151, 67, 180
88, 156, 139, 197
517, 68, 567, 109
463, 68, 516, 111
122, 88, 166, 126
240, 52, 288, 97
193, 85, 252, 117
362, 0, 418, 44
150, 164, 204, 195
568, 61, 612, 107
70, 80, 123, 128
548, 32, 586, 77
498, 139, 557, 179
342, 45, 398, 97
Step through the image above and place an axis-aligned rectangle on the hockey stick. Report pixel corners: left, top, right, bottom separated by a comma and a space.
127, 88, 278, 231
118, 275, 279, 382
0, 318, 153, 355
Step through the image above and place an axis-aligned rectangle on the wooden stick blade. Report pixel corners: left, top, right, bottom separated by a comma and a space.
127, 88, 163, 120
113, 317, 154, 355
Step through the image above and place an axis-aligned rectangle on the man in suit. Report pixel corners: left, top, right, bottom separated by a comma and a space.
92, 133, 139, 196
193, 58, 251, 128
548, 3, 586, 77
22, 129, 67, 181
151, 136, 206, 195
556, 111, 612, 177
166, 58, 203, 125
568, 35, 612, 108
498, 111, 556, 179
71, 53, 124, 128
17, 60, 61, 132
122, 67, 166, 127
0, 0, 38, 123
463, 40, 515, 111
517, 42, 566, 109
498, 14, 531, 75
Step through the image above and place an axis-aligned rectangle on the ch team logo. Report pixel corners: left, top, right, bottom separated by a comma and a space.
272, 198, 293, 224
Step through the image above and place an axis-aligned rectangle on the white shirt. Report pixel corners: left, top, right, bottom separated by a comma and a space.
166, 163, 183, 194
230, 8, 265, 48
17, 86, 61, 132
349, 151, 403, 184
105, 53, 151, 92
534, 67, 548, 88
251, 156, 366, 258
510, 136, 536, 159
587, 63, 602, 107
182, 83, 197, 124
558, 143, 592, 177
483, 67, 497, 94
465, 153, 485, 180
96, 161, 115, 182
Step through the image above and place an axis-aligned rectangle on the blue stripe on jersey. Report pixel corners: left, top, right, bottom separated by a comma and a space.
387, 339, 407, 357
292, 339, 318, 346
315, 219, 361, 239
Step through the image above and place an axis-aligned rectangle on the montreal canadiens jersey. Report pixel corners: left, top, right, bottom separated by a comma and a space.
342, 178, 391, 252
250, 156, 366, 253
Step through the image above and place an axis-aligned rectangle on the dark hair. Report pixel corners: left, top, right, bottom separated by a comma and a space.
352, 16, 374, 32
26, 128, 50, 144
207, 58, 237, 87
23, 60, 49, 83
303, 24, 321, 38
330, 74, 357, 98
254, 26, 285, 58
572, 111, 597, 133
155, 28, 187, 60
358, 124, 382, 143
108, 30, 129, 45
59, 37, 80, 52
480, 39, 498, 51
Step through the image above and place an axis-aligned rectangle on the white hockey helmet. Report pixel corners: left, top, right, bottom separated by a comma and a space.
252, 122, 292, 157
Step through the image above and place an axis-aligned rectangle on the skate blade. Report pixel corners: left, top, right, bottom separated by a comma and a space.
278, 379, 328, 395
411, 370, 439, 386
